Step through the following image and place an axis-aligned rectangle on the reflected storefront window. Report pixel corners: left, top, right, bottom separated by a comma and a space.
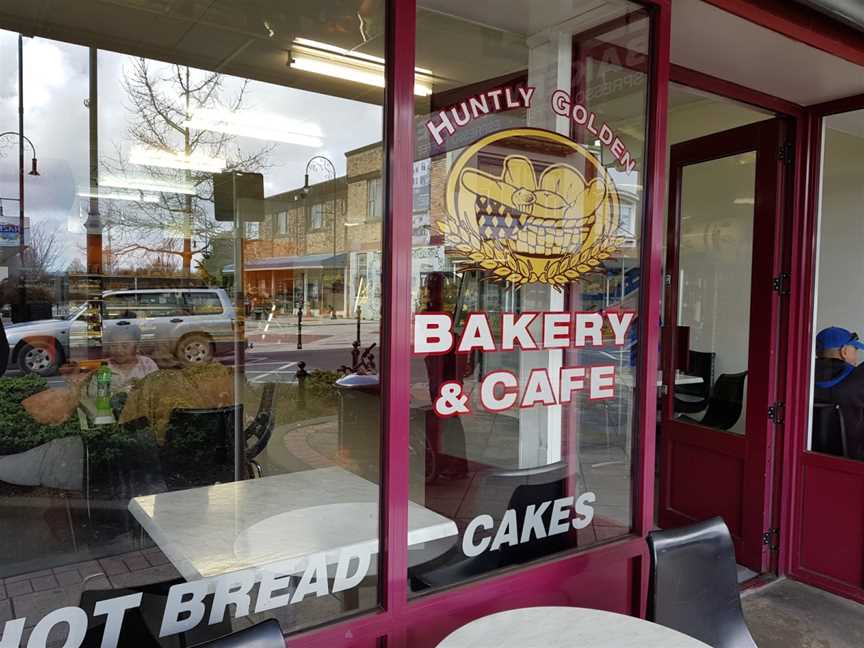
408, 1, 651, 594
0, 2, 387, 644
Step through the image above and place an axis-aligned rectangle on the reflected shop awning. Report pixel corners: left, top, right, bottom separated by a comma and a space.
223, 253, 348, 274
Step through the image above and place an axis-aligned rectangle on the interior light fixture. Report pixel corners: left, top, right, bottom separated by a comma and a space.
290, 38, 433, 97
344, 221, 364, 227
129, 146, 226, 173
182, 108, 323, 147
78, 190, 159, 204
100, 176, 197, 195
733, 197, 755, 205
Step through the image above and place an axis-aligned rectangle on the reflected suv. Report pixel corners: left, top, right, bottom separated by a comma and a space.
6, 288, 237, 376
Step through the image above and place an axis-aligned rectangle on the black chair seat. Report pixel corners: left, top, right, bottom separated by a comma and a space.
648, 517, 757, 648
409, 462, 570, 591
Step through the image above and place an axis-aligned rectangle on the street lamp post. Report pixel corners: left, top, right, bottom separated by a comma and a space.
301, 155, 337, 318
0, 129, 40, 322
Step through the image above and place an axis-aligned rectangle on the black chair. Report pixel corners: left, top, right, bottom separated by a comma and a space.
681, 371, 747, 431
161, 384, 277, 488
812, 402, 849, 458
246, 383, 277, 478
674, 350, 715, 414
80, 579, 233, 648
189, 619, 284, 648
409, 462, 569, 590
647, 517, 757, 648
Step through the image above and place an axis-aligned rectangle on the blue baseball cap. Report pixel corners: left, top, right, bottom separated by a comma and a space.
816, 327, 864, 352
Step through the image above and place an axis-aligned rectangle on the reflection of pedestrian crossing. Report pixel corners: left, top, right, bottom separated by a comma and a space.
249, 362, 297, 383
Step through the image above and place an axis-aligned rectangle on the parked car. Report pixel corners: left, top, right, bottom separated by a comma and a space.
6, 288, 237, 376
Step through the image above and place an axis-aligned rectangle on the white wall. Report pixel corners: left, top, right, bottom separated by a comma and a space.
815, 126, 864, 334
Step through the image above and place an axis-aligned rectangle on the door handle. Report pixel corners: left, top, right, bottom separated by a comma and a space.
170, 318, 184, 323
117, 321, 130, 326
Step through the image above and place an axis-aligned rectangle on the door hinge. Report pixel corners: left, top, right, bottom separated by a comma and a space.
778, 140, 794, 164
768, 401, 785, 425
762, 527, 780, 551
772, 272, 790, 295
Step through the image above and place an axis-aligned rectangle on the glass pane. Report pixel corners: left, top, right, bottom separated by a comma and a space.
673, 153, 755, 434
810, 110, 864, 461
409, 0, 651, 595
0, 1, 384, 643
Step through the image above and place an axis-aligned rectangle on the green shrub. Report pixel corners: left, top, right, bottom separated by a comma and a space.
0, 375, 80, 455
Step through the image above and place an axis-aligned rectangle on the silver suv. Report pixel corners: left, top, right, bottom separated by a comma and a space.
7, 288, 237, 376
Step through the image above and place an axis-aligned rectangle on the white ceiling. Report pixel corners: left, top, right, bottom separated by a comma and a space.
672, 0, 864, 106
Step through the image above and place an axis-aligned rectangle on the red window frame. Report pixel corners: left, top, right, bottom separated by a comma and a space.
285, 1, 672, 646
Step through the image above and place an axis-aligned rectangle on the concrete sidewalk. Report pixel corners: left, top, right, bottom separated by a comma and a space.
743, 579, 864, 648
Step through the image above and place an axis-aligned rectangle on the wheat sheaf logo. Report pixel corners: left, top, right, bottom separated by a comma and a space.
440, 128, 624, 287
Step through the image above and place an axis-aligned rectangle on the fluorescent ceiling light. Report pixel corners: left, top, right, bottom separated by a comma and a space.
290, 39, 433, 97
129, 146, 226, 173
344, 221, 364, 227
293, 38, 433, 75
733, 197, 755, 205
182, 108, 323, 147
100, 176, 197, 195
78, 190, 159, 204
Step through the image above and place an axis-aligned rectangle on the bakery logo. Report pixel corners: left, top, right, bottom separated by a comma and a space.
438, 127, 623, 287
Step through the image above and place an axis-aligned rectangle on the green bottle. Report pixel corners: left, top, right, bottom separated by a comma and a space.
95, 361, 112, 412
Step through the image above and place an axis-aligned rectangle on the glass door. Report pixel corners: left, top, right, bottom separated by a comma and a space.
659, 119, 787, 573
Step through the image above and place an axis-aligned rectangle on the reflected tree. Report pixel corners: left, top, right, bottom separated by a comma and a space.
105, 58, 272, 274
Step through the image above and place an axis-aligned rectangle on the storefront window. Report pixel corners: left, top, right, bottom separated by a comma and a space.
408, 1, 651, 594
0, 1, 386, 644
810, 109, 864, 462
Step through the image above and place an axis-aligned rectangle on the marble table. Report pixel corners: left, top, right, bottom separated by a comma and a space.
436, 607, 712, 648
128, 466, 458, 582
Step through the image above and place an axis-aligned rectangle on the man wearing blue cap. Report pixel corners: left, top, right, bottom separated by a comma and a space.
814, 326, 864, 459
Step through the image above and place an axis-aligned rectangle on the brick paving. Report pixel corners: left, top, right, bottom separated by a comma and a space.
0, 548, 178, 629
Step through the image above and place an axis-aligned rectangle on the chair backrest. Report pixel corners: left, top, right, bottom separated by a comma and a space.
677, 350, 715, 399
189, 619, 284, 648
246, 383, 277, 459
812, 402, 848, 458
647, 517, 757, 648
700, 371, 747, 430
162, 405, 238, 487
484, 461, 569, 565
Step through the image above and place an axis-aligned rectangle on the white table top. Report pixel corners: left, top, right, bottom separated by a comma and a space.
129, 466, 457, 581
436, 607, 712, 648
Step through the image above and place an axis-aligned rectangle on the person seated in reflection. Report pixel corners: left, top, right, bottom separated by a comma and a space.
102, 321, 159, 391
814, 326, 864, 459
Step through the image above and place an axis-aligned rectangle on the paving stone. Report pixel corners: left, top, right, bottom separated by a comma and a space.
98, 557, 129, 576
0, 582, 6, 601
31, 575, 59, 593
122, 553, 151, 572
11, 587, 79, 628
0, 599, 12, 624
4, 580, 33, 598
55, 570, 83, 587
108, 563, 180, 590
80, 575, 111, 591
143, 550, 170, 567
55, 560, 101, 577
4, 569, 53, 584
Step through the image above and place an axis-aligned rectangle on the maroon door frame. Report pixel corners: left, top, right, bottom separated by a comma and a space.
786, 92, 864, 605
659, 120, 788, 573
